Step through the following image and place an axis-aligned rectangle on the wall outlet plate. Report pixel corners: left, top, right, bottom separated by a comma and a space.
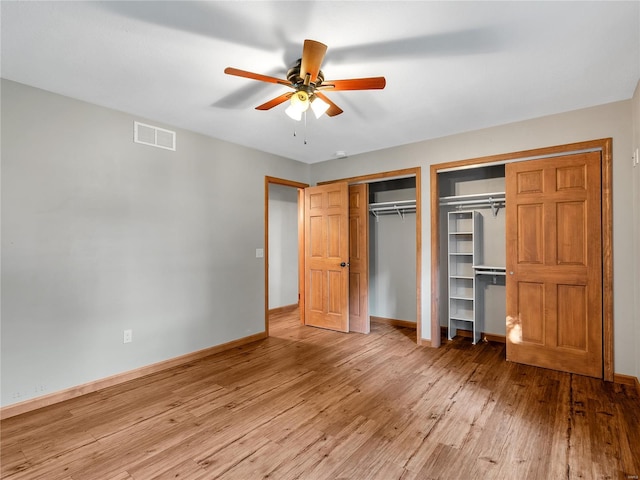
123, 329, 133, 343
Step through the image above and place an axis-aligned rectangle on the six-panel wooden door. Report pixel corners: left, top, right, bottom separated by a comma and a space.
348, 184, 370, 333
505, 152, 603, 377
304, 183, 350, 332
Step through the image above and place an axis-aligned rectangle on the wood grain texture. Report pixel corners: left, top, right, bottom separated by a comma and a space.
415, 167, 423, 344
371, 315, 417, 330
2, 309, 638, 480
430, 162, 442, 349
601, 138, 614, 381
506, 152, 603, 377
440, 326, 506, 344
305, 183, 349, 332
614, 374, 640, 397
268, 304, 299, 315
348, 183, 370, 334
0, 331, 266, 421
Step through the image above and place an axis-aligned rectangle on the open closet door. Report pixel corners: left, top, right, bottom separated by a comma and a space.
304, 183, 350, 332
505, 152, 603, 378
348, 184, 369, 333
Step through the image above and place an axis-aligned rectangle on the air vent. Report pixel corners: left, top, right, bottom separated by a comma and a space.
134, 121, 176, 151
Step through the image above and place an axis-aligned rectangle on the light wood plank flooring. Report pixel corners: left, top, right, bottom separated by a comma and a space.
2, 310, 639, 479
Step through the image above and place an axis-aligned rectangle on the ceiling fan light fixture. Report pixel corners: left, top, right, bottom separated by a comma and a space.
285, 104, 303, 121
286, 90, 311, 121
310, 96, 330, 119
290, 91, 310, 111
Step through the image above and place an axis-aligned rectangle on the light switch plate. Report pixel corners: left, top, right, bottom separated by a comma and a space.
256, 248, 264, 258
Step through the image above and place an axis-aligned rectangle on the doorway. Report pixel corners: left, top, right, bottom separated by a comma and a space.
264, 177, 308, 335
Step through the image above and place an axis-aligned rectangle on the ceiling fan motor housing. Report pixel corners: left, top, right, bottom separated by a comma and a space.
287, 59, 324, 89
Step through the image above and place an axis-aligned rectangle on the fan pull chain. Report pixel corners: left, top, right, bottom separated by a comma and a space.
292, 115, 308, 145
303, 111, 308, 145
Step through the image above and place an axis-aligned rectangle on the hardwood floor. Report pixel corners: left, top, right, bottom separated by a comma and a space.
2, 310, 639, 479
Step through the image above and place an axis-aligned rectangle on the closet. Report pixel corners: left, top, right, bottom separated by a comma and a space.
368, 178, 417, 326
438, 165, 506, 339
433, 140, 611, 381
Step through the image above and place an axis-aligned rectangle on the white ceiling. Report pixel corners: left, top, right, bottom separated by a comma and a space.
2, 1, 639, 164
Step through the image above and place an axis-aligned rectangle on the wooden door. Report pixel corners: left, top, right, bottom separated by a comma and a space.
304, 183, 350, 332
348, 184, 369, 333
505, 152, 602, 378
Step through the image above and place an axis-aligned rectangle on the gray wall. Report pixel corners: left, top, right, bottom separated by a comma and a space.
268, 184, 299, 309
369, 188, 416, 322
1, 80, 309, 407
311, 97, 638, 378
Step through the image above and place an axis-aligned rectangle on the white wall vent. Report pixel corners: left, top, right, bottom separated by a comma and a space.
134, 121, 176, 151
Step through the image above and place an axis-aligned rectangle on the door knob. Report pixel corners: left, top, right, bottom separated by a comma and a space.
340, 262, 350, 267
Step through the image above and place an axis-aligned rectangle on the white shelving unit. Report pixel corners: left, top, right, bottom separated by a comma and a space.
447, 210, 482, 344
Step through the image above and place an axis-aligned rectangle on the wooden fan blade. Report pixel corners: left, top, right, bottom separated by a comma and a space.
255, 92, 293, 110
224, 67, 291, 87
299, 39, 327, 84
319, 77, 386, 91
314, 92, 343, 117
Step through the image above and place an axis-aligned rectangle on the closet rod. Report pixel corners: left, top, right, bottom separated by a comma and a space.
369, 200, 416, 221
439, 191, 505, 203
439, 192, 505, 216
369, 200, 416, 209
370, 205, 417, 212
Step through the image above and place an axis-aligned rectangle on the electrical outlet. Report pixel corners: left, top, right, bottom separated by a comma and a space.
123, 329, 133, 344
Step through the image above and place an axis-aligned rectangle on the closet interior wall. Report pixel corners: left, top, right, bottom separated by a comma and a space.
368, 178, 417, 323
438, 165, 507, 337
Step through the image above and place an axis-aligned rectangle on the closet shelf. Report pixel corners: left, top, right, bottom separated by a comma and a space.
439, 192, 505, 217
369, 200, 416, 220
473, 265, 506, 285
473, 265, 506, 275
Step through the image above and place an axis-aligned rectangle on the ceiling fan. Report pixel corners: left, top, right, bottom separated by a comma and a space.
224, 39, 386, 120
